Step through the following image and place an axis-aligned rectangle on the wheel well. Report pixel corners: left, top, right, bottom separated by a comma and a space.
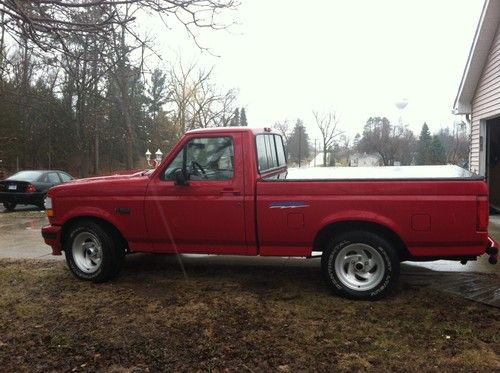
313, 221, 410, 260
61, 216, 129, 253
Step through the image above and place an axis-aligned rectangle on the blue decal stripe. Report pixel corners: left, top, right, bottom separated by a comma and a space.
269, 201, 309, 209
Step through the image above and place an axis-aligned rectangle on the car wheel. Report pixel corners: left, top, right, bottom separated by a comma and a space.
321, 231, 400, 300
38, 195, 46, 210
3, 202, 16, 211
64, 220, 124, 282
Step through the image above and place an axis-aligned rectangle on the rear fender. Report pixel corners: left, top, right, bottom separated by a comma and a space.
318, 210, 404, 238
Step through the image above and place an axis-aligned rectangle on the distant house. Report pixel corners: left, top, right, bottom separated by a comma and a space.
453, 0, 500, 209
349, 153, 381, 167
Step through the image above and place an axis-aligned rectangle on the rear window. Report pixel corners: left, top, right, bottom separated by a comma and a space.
59, 172, 73, 182
7, 171, 43, 182
256, 134, 286, 173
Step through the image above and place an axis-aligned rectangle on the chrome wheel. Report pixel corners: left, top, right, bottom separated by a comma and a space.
72, 232, 103, 274
334, 243, 385, 291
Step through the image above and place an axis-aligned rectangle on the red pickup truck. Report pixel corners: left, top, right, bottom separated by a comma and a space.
42, 127, 498, 299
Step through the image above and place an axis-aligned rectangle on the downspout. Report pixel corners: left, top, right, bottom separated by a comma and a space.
463, 113, 472, 172
463, 113, 471, 127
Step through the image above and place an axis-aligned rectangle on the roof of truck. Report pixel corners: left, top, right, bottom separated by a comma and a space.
186, 127, 276, 135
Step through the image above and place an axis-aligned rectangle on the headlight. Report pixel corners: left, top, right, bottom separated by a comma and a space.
44, 196, 54, 217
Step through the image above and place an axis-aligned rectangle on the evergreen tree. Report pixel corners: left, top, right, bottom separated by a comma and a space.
416, 123, 432, 165
430, 135, 446, 165
287, 119, 310, 166
148, 68, 168, 120
147, 68, 168, 153
240, 108, 248, 126
229, 108, 240, 126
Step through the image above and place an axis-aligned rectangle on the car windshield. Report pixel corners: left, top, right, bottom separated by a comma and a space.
6, 171, 43, 182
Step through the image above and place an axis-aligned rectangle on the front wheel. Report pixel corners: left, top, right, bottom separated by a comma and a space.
64, 220, 124, 282
321, 231, 400, 300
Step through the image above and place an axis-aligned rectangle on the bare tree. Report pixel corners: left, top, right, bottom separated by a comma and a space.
167, 61, 237, 131
192, 83, 238, 128
436, 121, 469, 166
357, 117, 416, 166
313, 110, 343, 166
273, 120, 291, 146
0, 1, 237, 55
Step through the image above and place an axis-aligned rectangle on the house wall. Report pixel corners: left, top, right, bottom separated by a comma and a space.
471, 22, 500, 175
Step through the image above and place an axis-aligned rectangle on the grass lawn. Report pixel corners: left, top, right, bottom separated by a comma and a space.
0, 257, 499, 372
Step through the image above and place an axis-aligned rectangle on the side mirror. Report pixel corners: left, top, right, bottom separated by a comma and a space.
173, 168, 188, 186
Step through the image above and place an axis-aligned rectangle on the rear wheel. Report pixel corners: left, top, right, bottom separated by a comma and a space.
64, 220, 124, 282
321, 231, 400, 300
3, 202, 16, 211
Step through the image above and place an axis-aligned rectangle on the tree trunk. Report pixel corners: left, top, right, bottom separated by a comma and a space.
323, 143, 327, 167
91, 39, 100, 175
119, 86, 134, 170
21, 36, 31, 168
0, 12, 5, 83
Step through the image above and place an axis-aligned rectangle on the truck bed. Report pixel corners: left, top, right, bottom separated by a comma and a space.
275, 165, 481, 181
256, 168, 488, 259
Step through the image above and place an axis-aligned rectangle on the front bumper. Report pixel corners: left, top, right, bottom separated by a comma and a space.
41, 224, 63, 255
487, 236, 499, 264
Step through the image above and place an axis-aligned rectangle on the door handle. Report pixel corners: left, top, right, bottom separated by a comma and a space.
221, 188, 241, 196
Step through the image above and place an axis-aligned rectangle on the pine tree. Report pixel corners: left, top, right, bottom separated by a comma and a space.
416, 123, 432, 165
229, 108, 240, 126
287, 119, 310, 166
240, 108, 248, 126
430, 135, 446, 165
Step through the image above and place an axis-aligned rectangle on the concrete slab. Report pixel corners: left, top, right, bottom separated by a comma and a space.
0, 207, 58, 260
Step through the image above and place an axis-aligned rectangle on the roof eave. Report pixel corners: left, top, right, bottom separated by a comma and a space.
453, 0, 500, 115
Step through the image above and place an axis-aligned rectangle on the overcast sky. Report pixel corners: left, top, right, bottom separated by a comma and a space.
146, 0, 484, 140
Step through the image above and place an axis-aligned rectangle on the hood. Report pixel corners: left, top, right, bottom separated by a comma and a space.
49, 170, 151, 197
68, 170, 149, 184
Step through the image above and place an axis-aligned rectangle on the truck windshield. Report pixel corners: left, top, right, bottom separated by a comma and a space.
163, 136, 234, 181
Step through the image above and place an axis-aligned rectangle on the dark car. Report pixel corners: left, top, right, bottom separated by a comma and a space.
0, 170, 74, 211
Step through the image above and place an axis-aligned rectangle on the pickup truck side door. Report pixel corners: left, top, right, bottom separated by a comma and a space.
145, 133, 248, 254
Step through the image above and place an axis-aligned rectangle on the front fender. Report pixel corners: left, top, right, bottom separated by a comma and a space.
51, 191, 148, 240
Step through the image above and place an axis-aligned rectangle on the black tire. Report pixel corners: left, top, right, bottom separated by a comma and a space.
64, 220, 124, 283
3, 202, 16, 211
38, 195, 47, 210
321, 230, 400, 300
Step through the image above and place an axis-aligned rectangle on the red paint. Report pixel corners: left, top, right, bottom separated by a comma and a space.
41, 128, 496, 264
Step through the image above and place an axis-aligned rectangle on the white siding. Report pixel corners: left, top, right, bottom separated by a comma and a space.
471, 23, 500, 174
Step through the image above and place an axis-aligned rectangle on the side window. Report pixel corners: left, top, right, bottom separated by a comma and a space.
256, 134, 286, 173
275, 135, 286, 166
47, 172, 61, 184
256, 135, 268, 171
163, 137, 234, 181
265, 135, 278, 169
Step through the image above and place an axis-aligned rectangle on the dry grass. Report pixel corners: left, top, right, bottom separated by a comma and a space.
0, 256, 499, 372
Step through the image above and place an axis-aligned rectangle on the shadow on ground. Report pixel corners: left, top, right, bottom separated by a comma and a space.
119, 253, 500, 308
